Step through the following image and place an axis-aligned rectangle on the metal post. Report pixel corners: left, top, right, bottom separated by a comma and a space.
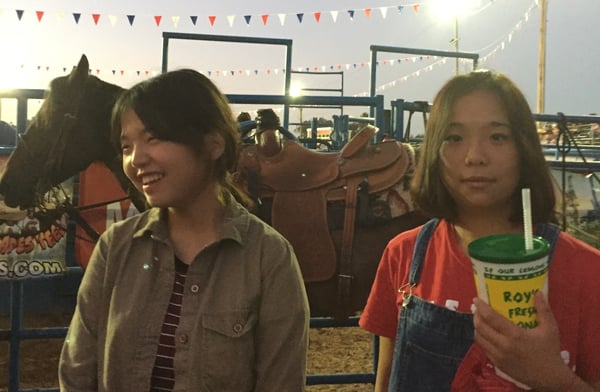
9, 281, 23, 392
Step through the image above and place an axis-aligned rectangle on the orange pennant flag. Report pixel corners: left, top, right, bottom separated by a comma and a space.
413, 5, 420, 13
261, 14, 269, 25
92, 14, 100, 25
364, 8, 371, 18
36, 11, 44, 22
208, 15, 216, 26
314, 12, 321, 23
154, 15, 162, 26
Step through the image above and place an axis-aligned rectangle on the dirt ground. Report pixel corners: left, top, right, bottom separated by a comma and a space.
0, 313, 375, 392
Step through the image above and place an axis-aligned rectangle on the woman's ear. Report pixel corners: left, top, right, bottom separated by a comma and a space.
205, 132, 225, 161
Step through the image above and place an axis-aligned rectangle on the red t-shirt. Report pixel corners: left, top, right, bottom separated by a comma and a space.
359, 219, 600, 382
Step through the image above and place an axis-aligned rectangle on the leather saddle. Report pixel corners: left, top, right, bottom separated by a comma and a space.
235, 125, 413, 304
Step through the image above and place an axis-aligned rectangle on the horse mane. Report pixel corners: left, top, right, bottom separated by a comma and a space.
81, 77, 149, 212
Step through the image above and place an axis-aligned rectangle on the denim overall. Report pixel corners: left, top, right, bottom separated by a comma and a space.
388, 219, 560, 391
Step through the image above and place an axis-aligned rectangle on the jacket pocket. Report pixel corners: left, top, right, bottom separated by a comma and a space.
200, 310, 258, 391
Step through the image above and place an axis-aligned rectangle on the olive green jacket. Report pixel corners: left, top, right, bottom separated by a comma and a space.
59, 200, 309, 391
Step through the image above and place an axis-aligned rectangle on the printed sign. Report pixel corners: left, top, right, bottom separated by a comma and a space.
0, 157, 71, 280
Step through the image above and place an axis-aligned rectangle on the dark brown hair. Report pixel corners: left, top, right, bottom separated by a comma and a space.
111, 69, 252, 207
410, 70, 556, 224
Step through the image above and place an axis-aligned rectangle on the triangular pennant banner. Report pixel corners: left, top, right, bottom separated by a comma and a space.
227, 15, 235, 27
190, 15, 198, 25
127, 15, 135, 26
364, 8, 371, 18
397, 6, 404, 13
16, 10, 24, 21
413, 5, 420, 13
296, 13, 304, 23
92, 14, 101, 25
208, 15, 216, 26
56, 12, 65, 22
73, 13, 81, 24
154, 15, 162, 26
244, 15, 251, 25
261, 14, 269, 25
278, 13, 286, 26
172, 16, 180, 27
314, 12, 321, 23
109, 15, 117, 26
347, 10, 355, 20
36, 11, 44, 22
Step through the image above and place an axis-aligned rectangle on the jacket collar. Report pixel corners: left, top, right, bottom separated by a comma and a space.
131, 199, 250, 247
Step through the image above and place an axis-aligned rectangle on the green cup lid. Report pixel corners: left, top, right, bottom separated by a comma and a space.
468, 234, 549, 263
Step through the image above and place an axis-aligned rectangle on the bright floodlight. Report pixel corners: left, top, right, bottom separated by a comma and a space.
290, 83, 303, 97
431, 0, 471, 20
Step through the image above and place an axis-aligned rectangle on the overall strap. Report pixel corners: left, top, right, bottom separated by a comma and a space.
534, 223, 561, 265
408, 218, 440, 285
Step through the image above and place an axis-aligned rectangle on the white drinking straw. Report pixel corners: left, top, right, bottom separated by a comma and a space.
522, 188, 534, 251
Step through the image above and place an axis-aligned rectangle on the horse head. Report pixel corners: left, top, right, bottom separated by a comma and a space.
0, 55, 147, 211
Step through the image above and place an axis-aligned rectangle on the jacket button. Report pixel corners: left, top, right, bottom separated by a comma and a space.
233, 323, 243, 334
178, 334, 189, 344
190, 284, 199, 293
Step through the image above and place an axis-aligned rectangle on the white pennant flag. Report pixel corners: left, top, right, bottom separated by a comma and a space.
278, 13, 286, 26
379, 7, 388, 19
330, 10, 339, 22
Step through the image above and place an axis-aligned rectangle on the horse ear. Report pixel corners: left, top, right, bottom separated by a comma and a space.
70, 54, 89, 84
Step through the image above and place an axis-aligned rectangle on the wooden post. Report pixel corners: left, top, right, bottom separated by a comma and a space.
537, 0, 548, 114
454, 16, 459, 75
